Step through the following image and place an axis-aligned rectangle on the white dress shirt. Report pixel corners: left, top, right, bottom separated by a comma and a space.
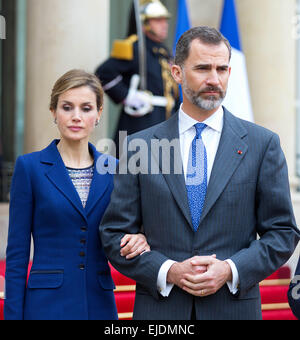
157, 105, 239, 297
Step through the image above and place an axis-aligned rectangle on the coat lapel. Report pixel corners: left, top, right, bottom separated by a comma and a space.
40, 140, 112, 221
199, 108, 248, 224
84, 145, 112, 216
153, 113, 193, 229
41, 140, 87, 222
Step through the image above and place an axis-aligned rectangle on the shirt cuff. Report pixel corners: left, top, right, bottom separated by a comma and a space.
157, 260, 177, 297
225, 259, 239, 295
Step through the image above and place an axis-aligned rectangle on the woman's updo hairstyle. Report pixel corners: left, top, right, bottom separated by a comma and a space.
50, 69, 104, 112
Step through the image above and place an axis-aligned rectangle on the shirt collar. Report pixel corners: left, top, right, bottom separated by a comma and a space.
179, 104, 224, 135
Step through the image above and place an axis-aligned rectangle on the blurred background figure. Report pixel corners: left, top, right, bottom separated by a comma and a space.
96, 0, 179, 157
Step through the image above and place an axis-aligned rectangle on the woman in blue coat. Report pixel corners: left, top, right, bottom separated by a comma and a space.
4, 70, 149, 320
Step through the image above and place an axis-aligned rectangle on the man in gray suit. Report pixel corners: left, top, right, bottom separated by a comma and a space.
100, 26, 300, 320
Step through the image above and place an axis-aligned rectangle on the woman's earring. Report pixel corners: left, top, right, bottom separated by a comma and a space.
54, 118, 57, 125
95, 120, 99, 127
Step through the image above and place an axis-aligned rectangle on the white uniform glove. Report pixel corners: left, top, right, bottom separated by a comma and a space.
124, 90, 153, 117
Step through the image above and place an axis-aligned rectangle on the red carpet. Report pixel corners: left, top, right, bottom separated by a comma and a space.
111, 264, 298, 320
0, 261, 297, 320
259, 266, 297, 320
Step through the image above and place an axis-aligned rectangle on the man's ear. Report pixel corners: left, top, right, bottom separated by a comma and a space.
171, 64, 183, 85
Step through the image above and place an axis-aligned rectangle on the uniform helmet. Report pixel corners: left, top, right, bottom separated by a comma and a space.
140, 0, 171, 22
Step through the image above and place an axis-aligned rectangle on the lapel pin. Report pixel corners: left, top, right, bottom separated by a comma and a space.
237, 150, 243, 155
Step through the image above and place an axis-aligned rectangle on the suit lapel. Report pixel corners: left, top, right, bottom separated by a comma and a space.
153, 113, 193, 229
199, 108, 248, 224
153, 109, 249, 229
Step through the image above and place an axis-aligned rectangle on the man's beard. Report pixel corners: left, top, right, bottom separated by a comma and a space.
182, 77, 226, 111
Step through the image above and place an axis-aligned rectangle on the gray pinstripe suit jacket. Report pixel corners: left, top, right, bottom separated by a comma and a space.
100, 108, 300, 320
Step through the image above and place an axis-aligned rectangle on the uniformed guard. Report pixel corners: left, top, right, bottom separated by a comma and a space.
95, 0, 179, 157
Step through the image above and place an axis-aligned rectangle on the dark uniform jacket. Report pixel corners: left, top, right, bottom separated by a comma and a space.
96, 35, 179, 154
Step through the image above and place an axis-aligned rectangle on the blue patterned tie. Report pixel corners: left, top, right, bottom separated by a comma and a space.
186, 123, 208, 232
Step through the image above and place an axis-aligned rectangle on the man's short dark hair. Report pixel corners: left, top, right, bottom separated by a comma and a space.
175, 26, 232, 66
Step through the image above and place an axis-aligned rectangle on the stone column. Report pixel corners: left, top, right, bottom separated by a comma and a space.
237, 0, 296, 182
25, 0, 110, 153
236, 0, 300, 270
